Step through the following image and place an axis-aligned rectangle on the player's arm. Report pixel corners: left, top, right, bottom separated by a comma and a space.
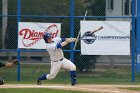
55, 38, 69, 48
56, 38, 76, 48
61, 38, 76, 47
60, 38, 71, 47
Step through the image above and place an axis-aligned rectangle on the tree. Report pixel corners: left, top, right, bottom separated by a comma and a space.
89, 0, 105, 16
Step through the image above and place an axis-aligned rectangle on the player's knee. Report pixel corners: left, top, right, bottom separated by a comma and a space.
70, 65, 76, 71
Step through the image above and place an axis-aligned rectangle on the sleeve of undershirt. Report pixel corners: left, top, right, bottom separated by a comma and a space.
53, 37, 63, 49
61, 38, 66, 42
56, 43, 62, 49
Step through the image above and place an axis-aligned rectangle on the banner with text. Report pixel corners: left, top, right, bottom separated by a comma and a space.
18, 22, 61, 49
80, 21, 130, 55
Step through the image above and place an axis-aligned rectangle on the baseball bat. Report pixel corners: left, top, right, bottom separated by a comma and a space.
91, 26, 103, 34
73, 11, 88, 50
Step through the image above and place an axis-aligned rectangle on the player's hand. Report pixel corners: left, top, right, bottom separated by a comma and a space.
69, 38, 76, 42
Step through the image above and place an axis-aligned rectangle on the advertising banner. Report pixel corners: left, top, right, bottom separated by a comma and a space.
18, 22, 61, 49
80, 21, 130, 55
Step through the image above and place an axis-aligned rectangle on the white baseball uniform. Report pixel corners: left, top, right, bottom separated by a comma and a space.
46, 37, 76, 80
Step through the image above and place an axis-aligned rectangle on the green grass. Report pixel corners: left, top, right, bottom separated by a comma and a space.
1, 64, 140, 85
0, 88, 97, 93
128, 87, 140, 90
120, 87, 140, 91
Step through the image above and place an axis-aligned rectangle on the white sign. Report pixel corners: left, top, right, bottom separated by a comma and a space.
137, 55, 140, 63
18, 22, 61, 49
80, 21, 130, 55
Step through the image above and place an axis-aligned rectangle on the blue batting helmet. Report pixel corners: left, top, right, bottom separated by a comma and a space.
43, 32, 52, 43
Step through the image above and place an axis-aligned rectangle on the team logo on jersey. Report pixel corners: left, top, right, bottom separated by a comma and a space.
81, 31, 96, 44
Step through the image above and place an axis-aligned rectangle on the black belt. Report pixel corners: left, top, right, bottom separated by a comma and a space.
53, 58, 63, 62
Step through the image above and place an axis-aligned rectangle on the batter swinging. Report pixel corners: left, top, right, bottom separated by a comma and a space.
37, 32, 77, 86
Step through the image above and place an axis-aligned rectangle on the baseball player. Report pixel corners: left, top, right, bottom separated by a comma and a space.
0, 58, 19, 85
37, 32, 77, 86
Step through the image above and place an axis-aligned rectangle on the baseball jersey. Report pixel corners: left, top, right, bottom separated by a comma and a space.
46, 37, 64, 61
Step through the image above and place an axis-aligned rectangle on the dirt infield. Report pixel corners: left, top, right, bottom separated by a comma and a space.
1, 84, 140, 93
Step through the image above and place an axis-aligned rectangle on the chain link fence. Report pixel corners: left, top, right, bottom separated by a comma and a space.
0, 0, 139, 84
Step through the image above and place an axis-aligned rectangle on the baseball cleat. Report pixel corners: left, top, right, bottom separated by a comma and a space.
71, 82, 78, 86
37, 78, 42, 85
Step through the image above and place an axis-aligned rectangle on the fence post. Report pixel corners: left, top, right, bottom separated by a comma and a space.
17, 0, 21, 81
136, 0, 140, 74
17, 48, 21, 81
70, 0, 74, 63
131, 0, 136, 82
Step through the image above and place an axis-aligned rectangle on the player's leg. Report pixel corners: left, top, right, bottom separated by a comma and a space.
61, 58, 77, 86
47, 62, 62, 80
37, 62, 62, 85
